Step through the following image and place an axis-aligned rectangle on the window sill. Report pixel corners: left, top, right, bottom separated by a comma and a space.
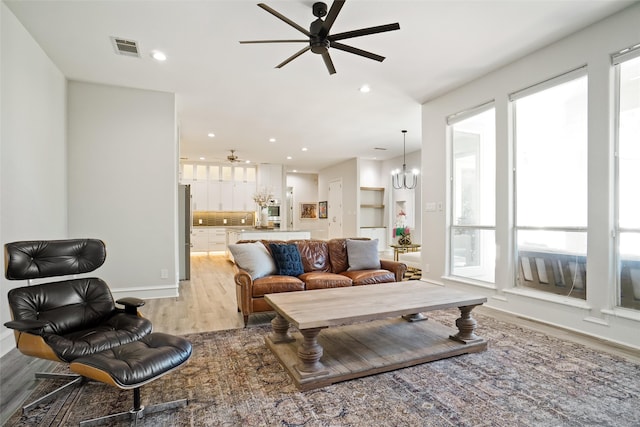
441, 275, 497, 290
601, 307, 640, 322
503, 287, 591, 310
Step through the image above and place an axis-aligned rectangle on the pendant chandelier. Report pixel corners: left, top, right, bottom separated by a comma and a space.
391, 130, 419, 190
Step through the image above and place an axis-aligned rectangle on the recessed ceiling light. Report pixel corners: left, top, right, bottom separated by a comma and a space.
151, 51, 167, 61
292, 169, 298, 173
301, 147, 308, 152
199, 157, 205, 160
269, 138, 276, 143
207, 133, 215, 138
245, 160, 251, 164
359, 85, 371, 93
286, 156, 292, 160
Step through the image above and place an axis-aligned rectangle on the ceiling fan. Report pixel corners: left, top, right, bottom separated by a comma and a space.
225, 149, 244, 163
240, 1, 400, 75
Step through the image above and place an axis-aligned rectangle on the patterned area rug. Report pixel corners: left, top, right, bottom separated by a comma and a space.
6, 309, 640, 426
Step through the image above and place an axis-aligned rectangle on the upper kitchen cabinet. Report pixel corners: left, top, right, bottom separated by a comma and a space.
180, 162, 257, 212
257, 164, 284, 202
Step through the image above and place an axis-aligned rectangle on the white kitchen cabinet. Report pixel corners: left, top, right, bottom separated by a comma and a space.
191, 181, 208, 212
191, 228, 208, 252
209, 228, 227, 252
257, 164, 284, 201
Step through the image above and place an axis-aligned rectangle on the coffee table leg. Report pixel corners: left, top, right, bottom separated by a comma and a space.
270, 313, 295, 343
450, 304, 484, 344
402, 313, 428, 322
295, 327, 329, 378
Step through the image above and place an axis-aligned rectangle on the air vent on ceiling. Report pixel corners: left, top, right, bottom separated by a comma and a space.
374, 147, 388, 151
111, 37, 140, 57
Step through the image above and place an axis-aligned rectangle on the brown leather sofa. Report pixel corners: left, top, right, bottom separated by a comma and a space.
233, 238, 407, 326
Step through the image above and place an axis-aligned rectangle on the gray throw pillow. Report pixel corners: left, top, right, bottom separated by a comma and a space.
228, 241, 276, 280
346, 239, 381, 271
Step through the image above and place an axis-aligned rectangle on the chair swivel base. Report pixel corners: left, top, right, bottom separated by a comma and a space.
79, 387, 188, 427
23, 373, 84, 414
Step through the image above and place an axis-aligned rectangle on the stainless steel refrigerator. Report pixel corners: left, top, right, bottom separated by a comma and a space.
178, 184, 191, 280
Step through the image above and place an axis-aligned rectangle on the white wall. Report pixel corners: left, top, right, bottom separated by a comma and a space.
67, 81, 178, 300
0, 3, 68, 356
286, 173, 326, 238
421, 3, 640, 348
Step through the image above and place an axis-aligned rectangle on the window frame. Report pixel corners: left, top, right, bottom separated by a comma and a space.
447, 101, 497, 284
510, 66, 589, 299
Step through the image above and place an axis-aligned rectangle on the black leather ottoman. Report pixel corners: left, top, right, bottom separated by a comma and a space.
70, 332, 192, 426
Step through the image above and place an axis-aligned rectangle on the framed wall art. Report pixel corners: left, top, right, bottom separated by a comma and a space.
300, 203, 317, 219
318, 201, 328, 219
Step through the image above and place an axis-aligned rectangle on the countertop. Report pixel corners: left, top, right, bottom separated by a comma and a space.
226, 228, 309, 233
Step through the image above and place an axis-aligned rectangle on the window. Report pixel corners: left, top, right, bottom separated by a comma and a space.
448, 104, 496, 283
614, 46, 640, 310
511, 68, 588, 299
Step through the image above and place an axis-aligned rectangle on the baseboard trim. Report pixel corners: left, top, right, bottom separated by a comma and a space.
110, 284, 179, 300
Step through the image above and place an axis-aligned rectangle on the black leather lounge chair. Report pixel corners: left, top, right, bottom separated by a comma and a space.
4, 238, 192, 425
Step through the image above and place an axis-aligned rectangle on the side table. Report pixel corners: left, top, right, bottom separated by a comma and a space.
390, 244, 421, 261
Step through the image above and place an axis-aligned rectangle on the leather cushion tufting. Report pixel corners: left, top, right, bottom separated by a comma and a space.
70, 333, 192, 389
7, 278, 152, 362
5, 239, 106, 280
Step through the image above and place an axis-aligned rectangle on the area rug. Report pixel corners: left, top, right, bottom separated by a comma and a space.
6, 309, 640, 426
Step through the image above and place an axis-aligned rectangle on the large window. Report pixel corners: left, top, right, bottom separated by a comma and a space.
448, 105, 496, 283
511, 68, 588, 299
615, 46, 640, 311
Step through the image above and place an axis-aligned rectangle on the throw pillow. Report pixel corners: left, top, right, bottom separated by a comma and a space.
269, 243, 304, 276
346, 239, 381, 271
228, 242, 276, 280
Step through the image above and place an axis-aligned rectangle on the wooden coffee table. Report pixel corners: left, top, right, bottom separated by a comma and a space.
264, 281, 488, 390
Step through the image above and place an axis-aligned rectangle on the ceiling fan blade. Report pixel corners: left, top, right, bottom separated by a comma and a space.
240, 39, 308, 44
257, 3, 311, 37
329, 23, 400, 42
322, 52, 337, 75
330, 42, 385, 62
275, 46, 311, 68
319, 0, 345, 38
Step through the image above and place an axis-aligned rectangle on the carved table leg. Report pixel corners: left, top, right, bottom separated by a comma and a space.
294, 327, 329, 378
450, 304, 484, 344
269, 313, 295, 343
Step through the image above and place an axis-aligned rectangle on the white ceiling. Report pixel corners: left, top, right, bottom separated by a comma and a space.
5, 0, 635, 172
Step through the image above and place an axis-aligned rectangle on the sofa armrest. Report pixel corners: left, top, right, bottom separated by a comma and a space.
233, 263, 253, 314
380, 259, 408, 282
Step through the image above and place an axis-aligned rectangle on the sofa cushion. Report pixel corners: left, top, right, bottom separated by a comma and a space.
269, 243, 304, 276
228, 242, 276, 280
292, 240, 331, 273
327, 238, 349, 273
252, 275, 305, 297
340, 269, 396, 285
299, 272, 352, 290
346, 239, 381, 271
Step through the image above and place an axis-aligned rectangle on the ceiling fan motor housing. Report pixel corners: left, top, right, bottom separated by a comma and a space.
310, 19, 330, 53
312, 2, 328, 18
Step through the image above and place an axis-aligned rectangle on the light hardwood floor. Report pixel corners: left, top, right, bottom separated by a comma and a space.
1, 253, 639, 424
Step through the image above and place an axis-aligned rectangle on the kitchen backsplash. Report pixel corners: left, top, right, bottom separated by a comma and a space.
193, 211, 255, 227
